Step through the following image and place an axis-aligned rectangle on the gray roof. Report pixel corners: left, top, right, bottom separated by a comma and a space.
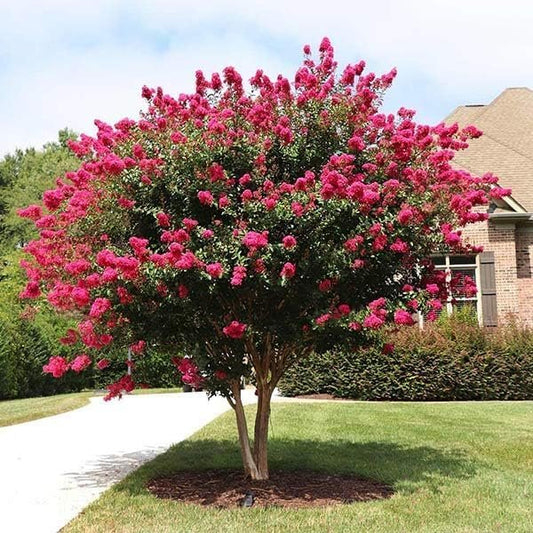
445, 87, 533, 212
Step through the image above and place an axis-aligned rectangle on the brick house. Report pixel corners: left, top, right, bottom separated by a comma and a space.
444, 87, 533, 326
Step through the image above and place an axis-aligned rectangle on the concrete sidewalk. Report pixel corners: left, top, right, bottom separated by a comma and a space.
0, 390, 256, 533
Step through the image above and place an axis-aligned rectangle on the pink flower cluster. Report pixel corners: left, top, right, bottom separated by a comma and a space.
223, 320, 247, 339
242, 231, 269, 249
43, 356, 70, 378
43, 353, 92, 377
104, 374, 135, 401
172, 357, 204, 388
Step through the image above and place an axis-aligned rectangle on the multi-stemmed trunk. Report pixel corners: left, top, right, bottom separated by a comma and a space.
230, 379, 274, 480
226, 339, 308, 480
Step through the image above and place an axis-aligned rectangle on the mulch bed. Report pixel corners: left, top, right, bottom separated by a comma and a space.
147, 469, 394, 508
294, 393, 343, 400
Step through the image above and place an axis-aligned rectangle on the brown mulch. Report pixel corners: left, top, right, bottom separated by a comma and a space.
294, 393, 342, 400
147, 469, 394, 508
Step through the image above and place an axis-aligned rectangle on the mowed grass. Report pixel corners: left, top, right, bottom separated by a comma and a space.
130, 387, 183, 395
65, 401, 533, 533
0, 391, 93, 427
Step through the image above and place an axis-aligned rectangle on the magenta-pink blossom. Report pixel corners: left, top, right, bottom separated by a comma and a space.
242, 231, 269, 249
390, 239, 409, 253
429, 299, 443, 310
101, 267, 118, 283
206, 262, 224, 278
489, 187, 512, 199
394, 309, 415, 325
198, 190, 214, 205
130, 340, 146, 354
72, 287, 90, 307
104, 374, 136, 401
363, 313, 385, 329
231, 265, 247, 286
43, 356, 69, 378
426, 284, 440, 295
239, 173, 252, 186
280, 262, 296, 279
118, 197, 135, 209
156, 212, 171, 227
223, 320, 247, 339
398, 207, 415, 225
182, 218, 198, 231
263, 197, 277, 210
318, 279, 333, 292
42, 189, 64, 211
218, 195, 230, 208
117, 286, 133, 304
89, 297, 111, 319
344, 236, 363, 252
282, 235, 297, 249
70, 354, 91, 372
444, 231, 461, 246
65, 260, 91, 276
103, 154, 126, 175
178, 284, 189, 298
17, 205, 42, 220
172, 357, 203, 389
337, 304, 351, 316
20, 281, 41, 299
368, 297, 387, 311
97, 358, 110, 370
315, 314, 330, 325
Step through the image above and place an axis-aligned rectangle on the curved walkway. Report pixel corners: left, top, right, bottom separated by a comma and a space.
0, 390, 257, 533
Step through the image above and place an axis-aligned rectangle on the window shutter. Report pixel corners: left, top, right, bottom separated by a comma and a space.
480, 252, 498, 326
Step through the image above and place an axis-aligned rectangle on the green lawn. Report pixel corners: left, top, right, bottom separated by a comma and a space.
130, 387, 183, 395
64, 401, 533, 533
0, 388, 182, 427
0, 391, 93, 427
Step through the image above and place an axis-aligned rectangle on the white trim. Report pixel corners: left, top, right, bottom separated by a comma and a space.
434, 253, 482, 325
490, 185, 527, 213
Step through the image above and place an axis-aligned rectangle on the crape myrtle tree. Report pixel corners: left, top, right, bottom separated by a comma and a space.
19, 38, 509, 480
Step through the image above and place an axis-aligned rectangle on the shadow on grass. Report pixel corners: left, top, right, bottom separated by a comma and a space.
69, 438, 477, 496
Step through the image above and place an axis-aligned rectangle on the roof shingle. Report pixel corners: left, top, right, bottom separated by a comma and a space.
445, 88, 533, 211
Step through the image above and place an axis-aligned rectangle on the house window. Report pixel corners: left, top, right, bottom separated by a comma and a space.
432, 254, 482, 324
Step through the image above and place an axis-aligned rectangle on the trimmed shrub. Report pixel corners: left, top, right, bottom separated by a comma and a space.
278, 315, 533, 400
93, 348, 182, 390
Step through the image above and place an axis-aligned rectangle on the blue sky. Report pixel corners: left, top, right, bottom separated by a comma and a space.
1, 0, 532, 156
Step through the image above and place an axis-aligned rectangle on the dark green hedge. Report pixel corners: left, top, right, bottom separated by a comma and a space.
0, 316, 91, 400
92, 348, 182, 390
278, 317, 533, 401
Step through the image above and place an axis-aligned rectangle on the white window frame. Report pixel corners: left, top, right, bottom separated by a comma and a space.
433, 254, 483, 325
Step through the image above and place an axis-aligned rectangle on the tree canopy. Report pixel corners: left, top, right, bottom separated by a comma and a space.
19, 39, 508, 478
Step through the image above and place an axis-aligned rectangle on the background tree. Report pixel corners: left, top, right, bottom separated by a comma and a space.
0, 128, 78, 253
0, 130, 89, 399
19, 39, 507, 479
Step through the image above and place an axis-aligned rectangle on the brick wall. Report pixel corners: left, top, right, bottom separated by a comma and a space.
515, 227, 533, 324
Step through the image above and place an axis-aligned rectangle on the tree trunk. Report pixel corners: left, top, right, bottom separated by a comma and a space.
230, 380, 274, 480
230, 381, 260, 479
253, 382, 272, 479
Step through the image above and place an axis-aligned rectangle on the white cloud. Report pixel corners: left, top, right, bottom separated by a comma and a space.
1, 0, 532, 155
